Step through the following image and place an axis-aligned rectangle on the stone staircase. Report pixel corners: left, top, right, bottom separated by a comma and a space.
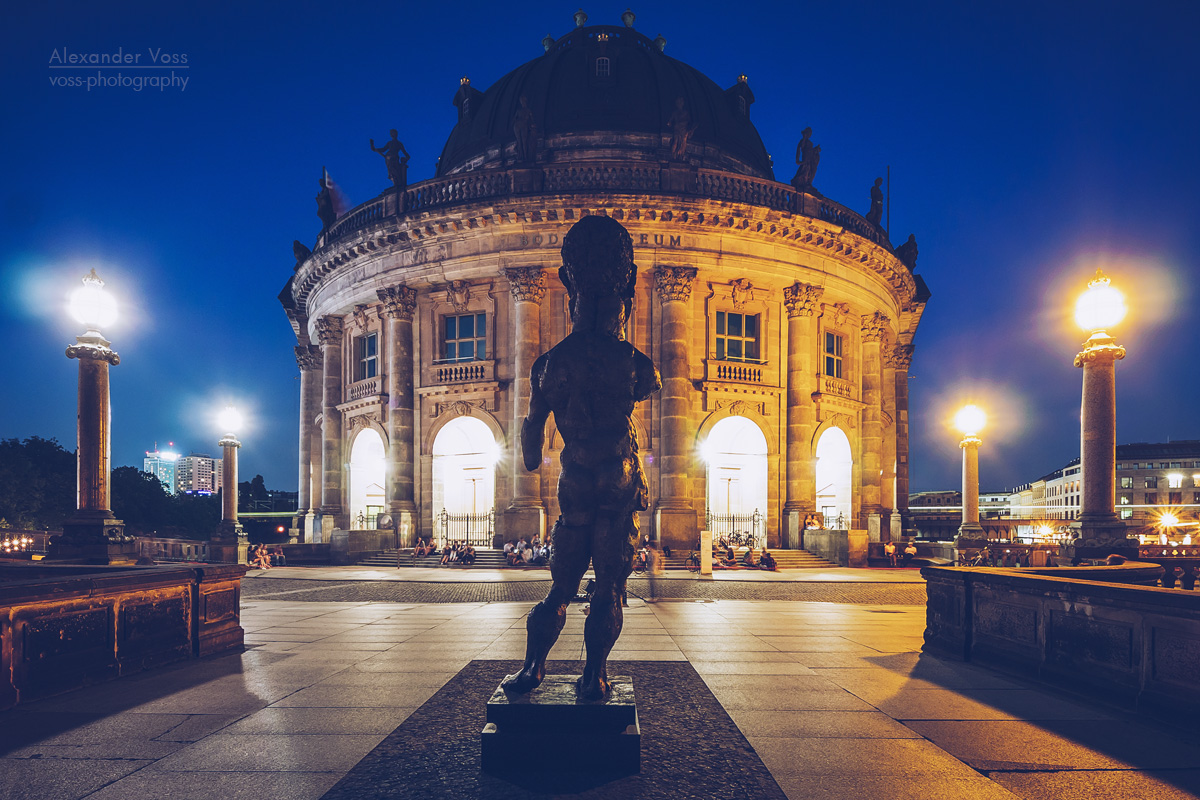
358, 547, 835, 570
660, 547, 836, 570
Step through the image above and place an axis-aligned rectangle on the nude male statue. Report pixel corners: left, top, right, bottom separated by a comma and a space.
369, 129, 411, 191
501, 215, 661, 701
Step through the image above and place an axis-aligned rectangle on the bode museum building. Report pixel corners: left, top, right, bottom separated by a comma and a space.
280, 12, 930, 552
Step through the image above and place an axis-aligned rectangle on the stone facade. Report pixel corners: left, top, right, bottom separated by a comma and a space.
280, 20, 929, 551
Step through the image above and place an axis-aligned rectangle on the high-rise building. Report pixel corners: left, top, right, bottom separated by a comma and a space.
175, 452, 223, 495
143, 447, 180, 493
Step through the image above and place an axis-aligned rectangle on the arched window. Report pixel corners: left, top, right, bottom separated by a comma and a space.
596, 57, 611, 77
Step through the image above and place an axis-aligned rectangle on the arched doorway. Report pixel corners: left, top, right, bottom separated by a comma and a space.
349, 427, 386, 530
432, 416, 500, 546
815, 426, 852, 528
703, 415, 768, 543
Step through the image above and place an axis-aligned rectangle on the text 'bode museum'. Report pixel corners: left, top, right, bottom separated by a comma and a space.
280, 10, 930, 552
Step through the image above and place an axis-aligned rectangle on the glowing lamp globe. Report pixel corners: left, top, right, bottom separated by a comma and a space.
218, 406, 243, 435
69, 269, 118, 331
954, 404, 986, 437
1160, 512, 1179, 528
1074, 270, 1126, 333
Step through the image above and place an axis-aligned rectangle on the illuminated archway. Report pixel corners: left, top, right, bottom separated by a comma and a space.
432, 416, 499, 518
702, 415, 768, 537
349, 427, 386, 529
815, 426, 852, 527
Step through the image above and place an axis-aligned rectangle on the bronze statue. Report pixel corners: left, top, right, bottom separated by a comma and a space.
791, 127, 820, 189
866, 177, 884, 226
292, 240, 311, 268
370, 130, 411, 191
316, 170, 336, 230
502, 216, 661, 701
895, 234, 919, 268
512, 96, 536, 163
666, 96, 696, 161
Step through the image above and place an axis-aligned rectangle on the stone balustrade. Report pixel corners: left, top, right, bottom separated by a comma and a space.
434, 361, 490, 384
709, 361, 763, 384
347, 376, 384, 401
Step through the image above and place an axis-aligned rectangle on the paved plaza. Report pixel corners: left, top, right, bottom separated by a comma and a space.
2, 571, 1198, 799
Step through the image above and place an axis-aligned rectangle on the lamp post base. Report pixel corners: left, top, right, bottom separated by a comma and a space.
48, 516, 137, 565
1061, 518, 1137, 564
211, 520, 247, 565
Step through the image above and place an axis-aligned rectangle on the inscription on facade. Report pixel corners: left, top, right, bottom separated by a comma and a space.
518, 233, 681, 248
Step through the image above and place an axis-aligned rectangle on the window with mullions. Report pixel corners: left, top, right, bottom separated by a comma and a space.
442, 313, 487, 362
596, 57, 611, 77
355, 333, 378, 380
824, 331, 844, 378
715, 312, 759, 362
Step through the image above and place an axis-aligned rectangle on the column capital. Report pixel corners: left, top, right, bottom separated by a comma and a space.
377, 285, 417, 320
783, 282, 823, 317
504, 267, 547, 304
315, 315, 344, 346
860, 311, 890, 342
654, 266, 698, 302
886, 343, 914, 370
294, 344, 323, 371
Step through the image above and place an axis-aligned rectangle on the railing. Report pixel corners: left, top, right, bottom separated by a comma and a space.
706, 508, 764, 547
697, 170, 797, 211
347, 376, 383, 401
543, 163, 661, 192
821, 376, 855, 399
135, 537, 210, 562
0, 531, 49, 557
404, 171, 511, 212
1140, 545, 1200, 559
712, 362, 763, 383
434, 361, 489, 383
438, 509, 495, 548
323, 193, 391, 242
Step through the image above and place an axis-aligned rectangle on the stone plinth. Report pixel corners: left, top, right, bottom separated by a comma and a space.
481, 675, 640, 779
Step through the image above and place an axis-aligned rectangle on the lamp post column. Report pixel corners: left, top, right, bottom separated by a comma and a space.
316, 315, 346, 539
378, 285, 418, 547
294, 344, 322, 542
782, 282, 822, 549
503, 268, 547, 542
859, 312, 889, 534
959, 435, 983, 538
211, 431, 246, 564
654, 266, 698, 552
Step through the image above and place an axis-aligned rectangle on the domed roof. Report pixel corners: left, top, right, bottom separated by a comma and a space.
437, 21, 774, 179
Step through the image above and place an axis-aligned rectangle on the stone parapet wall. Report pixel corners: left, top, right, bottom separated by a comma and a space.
922, 564, 1200, 724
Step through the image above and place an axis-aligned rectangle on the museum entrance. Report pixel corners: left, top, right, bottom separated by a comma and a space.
432, 416, 499, 547
349, 427, 386, 530
815, 426, 852, 528
703, 415, 768, 545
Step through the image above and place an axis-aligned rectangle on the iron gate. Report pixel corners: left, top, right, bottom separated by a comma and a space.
437, 509, 495, 548
705, 508, 764, 548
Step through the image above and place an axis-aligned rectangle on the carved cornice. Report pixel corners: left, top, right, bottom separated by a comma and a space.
377, 285, 417, 321
655, 266, 698, 302
783, 282, 823, 318
860, 311, 890, 342
887, 343, 914, 371
315, 315, 344, 346
295, 344, 322, 371
504, 267, 547, 304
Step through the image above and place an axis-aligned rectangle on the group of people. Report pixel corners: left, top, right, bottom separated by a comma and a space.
249, 544, 286, 569
883, 540, 919, 567
709, 538, 778, 571
438, 541, 477, 566
503, 537, 551, 566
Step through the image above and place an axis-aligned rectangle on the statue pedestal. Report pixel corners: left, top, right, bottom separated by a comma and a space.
481, 675, 640, 780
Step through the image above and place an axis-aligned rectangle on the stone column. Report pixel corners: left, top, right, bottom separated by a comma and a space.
859, 312, 888, 532
316, 315, 346, 537
378, 285, 418, 547
654, 266, 698, 551
503, 267, 547, 541
294, 344, 322, 542
211, 432, 247, 564
881, 337, 898, 537
782, 282, 823, 550
958, 434, 983, 538
891, 343, 914, 539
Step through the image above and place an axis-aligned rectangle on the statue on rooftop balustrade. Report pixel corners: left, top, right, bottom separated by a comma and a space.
666, 96, 697, 161
512, 96, 536, 163
501, 215, 661, 701
895, 234, 919, 268
316, 170, 336, 231
370, 129, 411, 191
866, 177, 884, 227
791, 126, 821, 189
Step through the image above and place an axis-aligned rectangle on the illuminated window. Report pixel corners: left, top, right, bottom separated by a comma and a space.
1193, 474, 1200, 488
1120, 476, 1133, 489
1145, 492, 1158, 504
442, 313, 487, 362
716, 312, 760, 362
1120, 508, 1134, 520
1170, 462, 1182, 468
1119, 494, 1131, 505
596, 57, 610, 77
1145, 477, 1158, 489
1168, 474, 1183, 489
824, 332, 844, 378
354, 333, 378, 380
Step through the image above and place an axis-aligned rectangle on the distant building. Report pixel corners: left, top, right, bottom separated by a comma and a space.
143, 448, 180, 494
175, 453, 223, 495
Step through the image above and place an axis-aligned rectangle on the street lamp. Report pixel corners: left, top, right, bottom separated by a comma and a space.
52, 269, 135, 564
212, 404, 247, 564
954, 404, 986, 541
1068, 269, 1135, 560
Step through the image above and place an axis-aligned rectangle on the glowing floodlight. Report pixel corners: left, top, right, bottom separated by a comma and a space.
68, 269, 118, 331
1074, 270, 1126, 333
954, 405, 987, 438
218, 405, 243, 435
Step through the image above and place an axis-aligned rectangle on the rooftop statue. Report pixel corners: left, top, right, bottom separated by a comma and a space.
315, 170, 336, 231
791, 126, 821, 189
512, 95, 536, 164
866, 177, 884, 227
370, 130, 411, 191
292, 240, 311, 269
895, 234, 919, 268
502, 216, 661, 701
666, 96, 697, 161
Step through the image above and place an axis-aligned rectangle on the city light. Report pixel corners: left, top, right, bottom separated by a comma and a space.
68, 268, 118, 331
954, 404, 987, 437
1074, 269, 1126, 333
217, 405, 243, 435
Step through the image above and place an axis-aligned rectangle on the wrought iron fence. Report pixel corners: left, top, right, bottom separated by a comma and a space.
705, 508, 764, 548
437, 509, 495, 548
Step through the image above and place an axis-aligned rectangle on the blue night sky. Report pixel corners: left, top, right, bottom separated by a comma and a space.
2, 1, 1197, 495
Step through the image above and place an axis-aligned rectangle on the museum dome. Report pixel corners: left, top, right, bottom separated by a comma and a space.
436, 16, 774, 180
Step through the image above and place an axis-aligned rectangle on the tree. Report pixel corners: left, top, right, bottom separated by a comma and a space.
112, 466, 173, 536
0, 437, 74, 529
